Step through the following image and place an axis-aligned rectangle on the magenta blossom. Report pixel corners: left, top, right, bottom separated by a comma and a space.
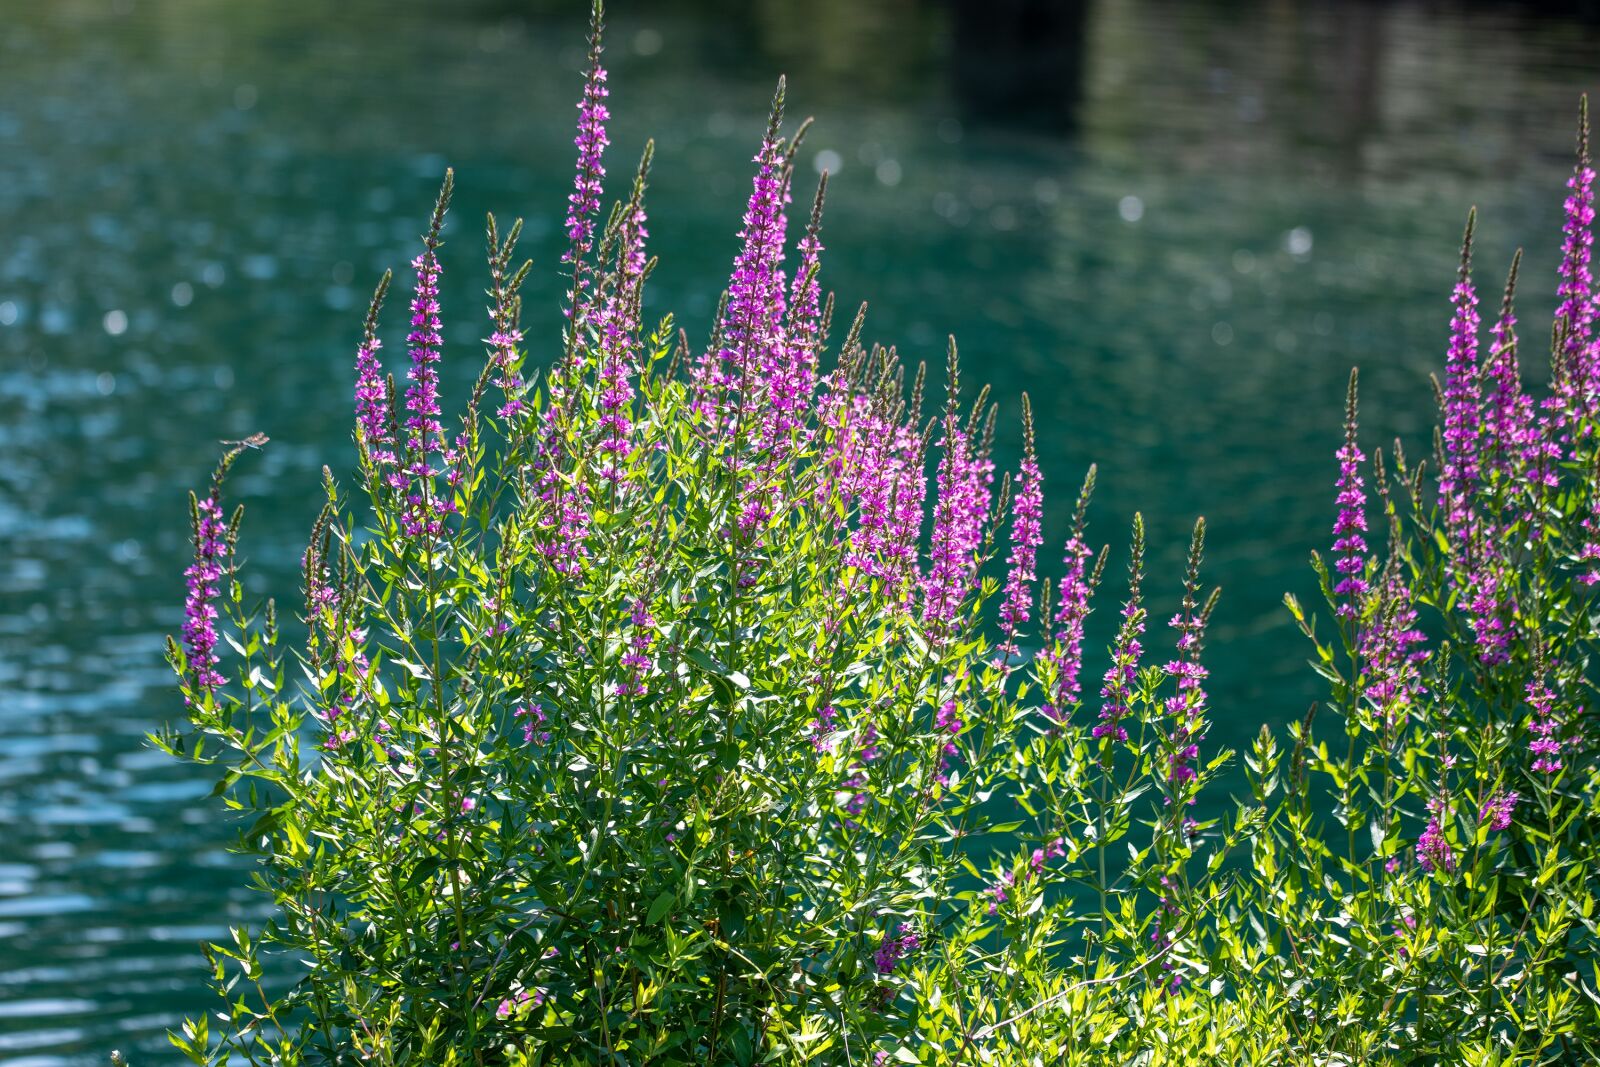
1479, 791, 1518, 831
183, 494, 229, 694
1416, 801, 1457, 875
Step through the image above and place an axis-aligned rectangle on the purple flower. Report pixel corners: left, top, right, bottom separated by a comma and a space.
1479, 791, 1518, 831
873, 924, 919, 974
1094, 516, 1146, 743
1556, 100, 1595, 412
809, 703, 838, 751
618, 597, 655, 696
183, 493, 229, 694
353, 271, 394, 463
1438, 217, 1511, 665
595, 179, 651, 482
1440, 215, 1482, 540
485, 218, 528, 420
842, 722, 882, 818
922, 359, 993, 634
1464, 563, 1511, 665
1041, 467, 1097, 722
529, 402, 592, 577
515, 704, 550, 746
1578, 495, 1600, 586
564, 4, 610, 327
694, 83, 789, 435
1331, 370, 1368, 618
1527, 669, 1567, 774
1483, 254, 1537, 487
398, 173, 457, 542
1161, 520, 1209, 792
933, 698, 964, 785
985, 868, 1015, 914
495, 987, 544, 1021
759, 174, 828, 461
998, 397, 1044, 658
1360, 562, 1427, 729
824, 369, 929, 598
1416, 801, 1457, 875
920, 417, 982, 631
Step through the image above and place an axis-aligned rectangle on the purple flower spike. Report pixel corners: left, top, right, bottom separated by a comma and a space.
178, 438, 263, 700
1094, 514, 1146, 744
1331, 369, 1368, 618
618, 597, 655, 696
564, 2, 611, 328
1416, 800, 1457, 875
485, 215, 529, 421
1440, 212, 1482, 546
596, 149, 654, 481
694, 95, 787, 428
1527, 663, 1567, 774
353, 271, 394, 464
1483, 252, 1535, 486
695, 80, 789, 433
921, 352, 992, 635
1479, 791, 1518, 832
183, 494, 229, 694
873, 924, 919, 975
1042, 465, 1097, 722
764, 173, 829, 459
1161, 519, 1209, 793
1557, 97, 1595, 408
1360, 558, 1427, 730
998, 396, 1044, 659
398, 171, 456, 542
1437, 215, 1510, 665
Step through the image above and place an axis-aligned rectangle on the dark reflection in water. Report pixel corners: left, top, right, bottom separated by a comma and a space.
0, 0, 1596, 1060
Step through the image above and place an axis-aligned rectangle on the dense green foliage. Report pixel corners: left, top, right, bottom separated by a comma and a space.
156, 12, 1600, 1063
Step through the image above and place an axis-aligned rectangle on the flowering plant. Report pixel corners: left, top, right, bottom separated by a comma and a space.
157, 7, 1600, 1063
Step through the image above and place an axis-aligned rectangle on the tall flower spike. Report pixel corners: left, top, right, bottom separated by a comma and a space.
1042, 465, 1097, 722
766, 171, 828, 457
1416, 798, 1457, 875
922, 341, 991, 634
1527, 647, 1568, 774
399, 170, 455, 540
180, 436, 265, 699
1557, 95, 1594, 409
1438, 212, 1509, 664
564, 0, 611, 336
1162, 518, 1209, 793
1579, 449, 1600, 583
595, 142, 654, 482
998, 394, 1044, 659
1440, 210, 1481, 546
1479, 791, 1518, 831
1332, 368, 1368, 619
1484, 250, 1536, 488
485, 214, 530, 420
184, 493, 229, 695
353, 270, 394, 464
1094, 513, 1145, 743
1360, 548, 1427, 730
695, 78, 788, 432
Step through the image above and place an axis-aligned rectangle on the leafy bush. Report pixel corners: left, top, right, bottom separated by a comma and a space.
158, 7, 1600, 1064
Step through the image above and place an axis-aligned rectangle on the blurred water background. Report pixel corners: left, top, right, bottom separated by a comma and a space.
1, 0, 1597, 1061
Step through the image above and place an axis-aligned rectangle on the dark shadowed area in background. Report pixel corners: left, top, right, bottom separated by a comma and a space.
0, 0, 1597, 1060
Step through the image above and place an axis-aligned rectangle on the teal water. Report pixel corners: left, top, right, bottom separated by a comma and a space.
1, 1, 1597, 1061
